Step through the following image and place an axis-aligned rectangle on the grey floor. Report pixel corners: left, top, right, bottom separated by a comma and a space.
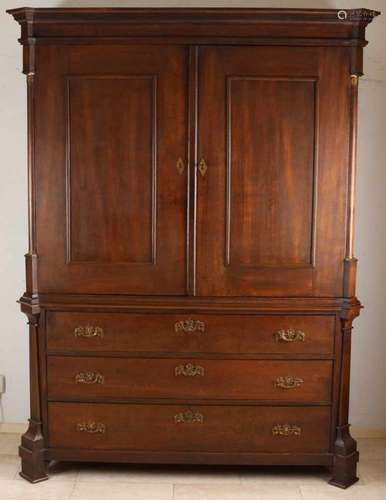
0, 434, 386, 499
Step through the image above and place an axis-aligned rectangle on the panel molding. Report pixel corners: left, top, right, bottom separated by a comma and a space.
65, 74, 158, 265
225, 75, 319, 270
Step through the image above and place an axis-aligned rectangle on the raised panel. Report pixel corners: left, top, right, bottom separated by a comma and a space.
67, 76, 156, 264
226, 77, 317, 268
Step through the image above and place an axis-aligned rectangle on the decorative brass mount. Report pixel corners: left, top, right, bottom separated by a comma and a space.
275, 376, 304, 389
272, 424, 301, 437
176, 157, 185, 175
74, 325, 104, 338
198, 158, 208, 177
175, 363, 205, 377
76, 422, 106, 434
275, 329, 305, 343
75, 371, 105, 385
174, 319, 205, 334
174, 410, 204, 424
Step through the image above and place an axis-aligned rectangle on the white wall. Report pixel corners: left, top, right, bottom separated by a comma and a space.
0, 0, 385, 432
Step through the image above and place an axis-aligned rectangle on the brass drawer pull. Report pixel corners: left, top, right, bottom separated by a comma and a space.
175, 319, 205, 335
275, 376, 304, 389
76, 422, 106, 434
175, 363, 205, 377
75, 371, 104, 385
275, 328, 305, 343
74, 325, 104, 338
272, 424, 301, 437
174, 410, 204, 424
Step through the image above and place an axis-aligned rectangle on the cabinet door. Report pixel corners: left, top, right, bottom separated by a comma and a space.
197, 47, 349, 297
35, 46, 188, 294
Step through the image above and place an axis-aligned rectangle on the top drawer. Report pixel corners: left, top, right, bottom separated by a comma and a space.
46, 312, 335, 355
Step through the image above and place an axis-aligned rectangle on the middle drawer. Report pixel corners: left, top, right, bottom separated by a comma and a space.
47, 357, 332, 402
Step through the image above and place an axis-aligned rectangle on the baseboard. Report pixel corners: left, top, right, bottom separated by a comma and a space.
0, 423, 28, 434
0, 422, 385, 438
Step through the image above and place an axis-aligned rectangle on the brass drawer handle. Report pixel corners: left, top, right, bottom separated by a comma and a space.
76, 422, 106, 434
275, 376, 304, 389
175, 363, 205, 377
74, 325, 104, 338
174, 410, 204, 424
272, 424, 301, 437
75, 371, 104, 385
275, 328, 305, 343
175, 319, 205, 335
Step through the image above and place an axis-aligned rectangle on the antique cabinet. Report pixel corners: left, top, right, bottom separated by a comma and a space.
8, 7, 379, 488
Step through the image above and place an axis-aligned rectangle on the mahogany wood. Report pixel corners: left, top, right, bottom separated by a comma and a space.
7, 7, 379, 488
46, 312, 335, 355
47, 357, 332, 402
34, 45, 188, 295
48, 403, 331, 454
197, 46, 350, 297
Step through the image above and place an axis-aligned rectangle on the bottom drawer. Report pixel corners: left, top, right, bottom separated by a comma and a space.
48, 403, 330, 454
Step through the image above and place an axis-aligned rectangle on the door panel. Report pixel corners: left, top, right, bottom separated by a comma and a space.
197, 47, 349, 297
227, 77, 316, 268
35, 46, 188, 294
68, 76, 156, 264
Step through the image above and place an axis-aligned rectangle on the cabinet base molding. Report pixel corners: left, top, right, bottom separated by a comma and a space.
45, 449, 333, 467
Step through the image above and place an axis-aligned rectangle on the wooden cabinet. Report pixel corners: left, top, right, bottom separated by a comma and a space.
8, 7, 380, 488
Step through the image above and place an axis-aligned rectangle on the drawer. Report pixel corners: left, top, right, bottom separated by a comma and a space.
47, 357, 332, 402
48, 402, 331, 453
46, 312, 335, 355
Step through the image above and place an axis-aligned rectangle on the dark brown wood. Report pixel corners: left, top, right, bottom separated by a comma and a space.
67, 76, 156, 264
38, 295, 352, 312
46, 312, 335, 355
7, 7, 379, 487
196, 46, 350, 297
18, 313, 48, 483
7, 8, 379, 48
47, 357, 332, 402
48, 402, 331, 454
17, 70, 48, 484
329, 302, 361, 488
34, 45, 188, 295
187, 45, 199, 296
46, 448, 332, 466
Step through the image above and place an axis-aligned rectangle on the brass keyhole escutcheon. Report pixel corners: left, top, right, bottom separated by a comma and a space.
198, 158, 208, 177
176, 157, 185, 175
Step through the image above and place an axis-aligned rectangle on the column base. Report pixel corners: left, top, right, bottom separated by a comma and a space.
329, 450, 359, 488
19, 419, 48, 483
329, 424, 359, 489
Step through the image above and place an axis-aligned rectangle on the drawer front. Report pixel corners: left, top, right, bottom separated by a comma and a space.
47, 357, 332, 402
48, 402, 330, 453
46, 312, 334, 355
